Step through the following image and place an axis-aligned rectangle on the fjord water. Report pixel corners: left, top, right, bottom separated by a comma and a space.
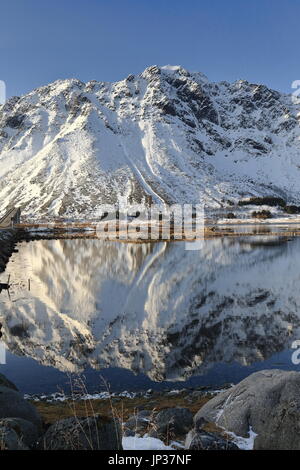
0, 236, 299, 394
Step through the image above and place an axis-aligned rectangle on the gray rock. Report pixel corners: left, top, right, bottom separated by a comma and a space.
123, 428, 135, 437
194, 369, 300, 450
0, 418, 39, 448
190, 390, 205, 399
0, 374, 18, 391
185, 429, 238, 450
0, 426, 28, 450
42, 415, 122, 450
151, 407, 193, 439
0, 386, 42, 430
136, 410, 152, 419
124, 415, 152, 436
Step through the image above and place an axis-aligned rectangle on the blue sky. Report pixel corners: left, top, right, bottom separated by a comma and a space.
0, 0, 299, 97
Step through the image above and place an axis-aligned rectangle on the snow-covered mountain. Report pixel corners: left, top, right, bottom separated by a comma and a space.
0, 65, 299, 219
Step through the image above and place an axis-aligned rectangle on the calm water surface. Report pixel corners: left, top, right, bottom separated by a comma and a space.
0, 236, 299, 394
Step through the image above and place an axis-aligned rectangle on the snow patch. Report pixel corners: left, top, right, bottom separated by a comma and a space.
226, 427, 258, 450
122, 435, 183, 450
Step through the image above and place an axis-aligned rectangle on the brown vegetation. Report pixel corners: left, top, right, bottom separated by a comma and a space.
32, 393, 212, 426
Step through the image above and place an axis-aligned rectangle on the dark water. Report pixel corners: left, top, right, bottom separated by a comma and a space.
0, 236, 300, 394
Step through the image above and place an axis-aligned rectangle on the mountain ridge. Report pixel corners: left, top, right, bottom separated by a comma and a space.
0, 65, 299, 219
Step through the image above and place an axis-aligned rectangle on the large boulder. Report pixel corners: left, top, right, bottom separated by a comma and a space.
0, 385, 42, 430
194, 369, 300, 450
42, 415, 122, 450
149, 407, 193, 440
0, 418, 39, 448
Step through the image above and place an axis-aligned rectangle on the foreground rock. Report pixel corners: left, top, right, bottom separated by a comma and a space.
0, 418, 39, 448
185, 429, 238, 450
194, 369, 300, 450
0, 425, 28, 450
123, 411, 153, 437
0, 374, 42, 449
149, 407, 193, 441
0, 385, 42, 431
42, 416, 122, 450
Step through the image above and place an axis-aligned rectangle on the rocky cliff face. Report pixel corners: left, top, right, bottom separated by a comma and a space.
0, 65, 299, 219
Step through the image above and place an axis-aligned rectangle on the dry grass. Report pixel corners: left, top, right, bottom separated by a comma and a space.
33, 394, 212, 426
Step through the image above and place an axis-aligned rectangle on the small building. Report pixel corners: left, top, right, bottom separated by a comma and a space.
11, 207, 21, 225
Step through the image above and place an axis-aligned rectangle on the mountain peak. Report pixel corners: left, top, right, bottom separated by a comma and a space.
0, 67, 299, 219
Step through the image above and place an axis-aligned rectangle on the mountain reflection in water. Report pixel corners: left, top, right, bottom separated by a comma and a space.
0, 236, 299, 393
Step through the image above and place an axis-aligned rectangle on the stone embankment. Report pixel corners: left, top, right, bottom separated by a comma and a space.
0, 229, 20, 274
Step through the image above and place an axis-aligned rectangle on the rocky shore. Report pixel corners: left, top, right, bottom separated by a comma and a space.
0, 229, 21, 274
0, 369, 299, 450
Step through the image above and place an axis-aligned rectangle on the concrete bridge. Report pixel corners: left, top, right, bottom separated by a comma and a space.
0, 207, 21, 228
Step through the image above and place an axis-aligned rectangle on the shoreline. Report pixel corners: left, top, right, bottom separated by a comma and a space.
26, 386, 220, 425
0, 229, 22, 273
15, 221, 300, 242
1, 222, 299, 275
3, 369, 296, 450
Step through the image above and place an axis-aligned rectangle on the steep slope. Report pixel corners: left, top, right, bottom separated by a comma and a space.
0, 65, 299, 219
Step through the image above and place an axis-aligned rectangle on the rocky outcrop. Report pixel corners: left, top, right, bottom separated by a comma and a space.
194, 369, 300, 450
